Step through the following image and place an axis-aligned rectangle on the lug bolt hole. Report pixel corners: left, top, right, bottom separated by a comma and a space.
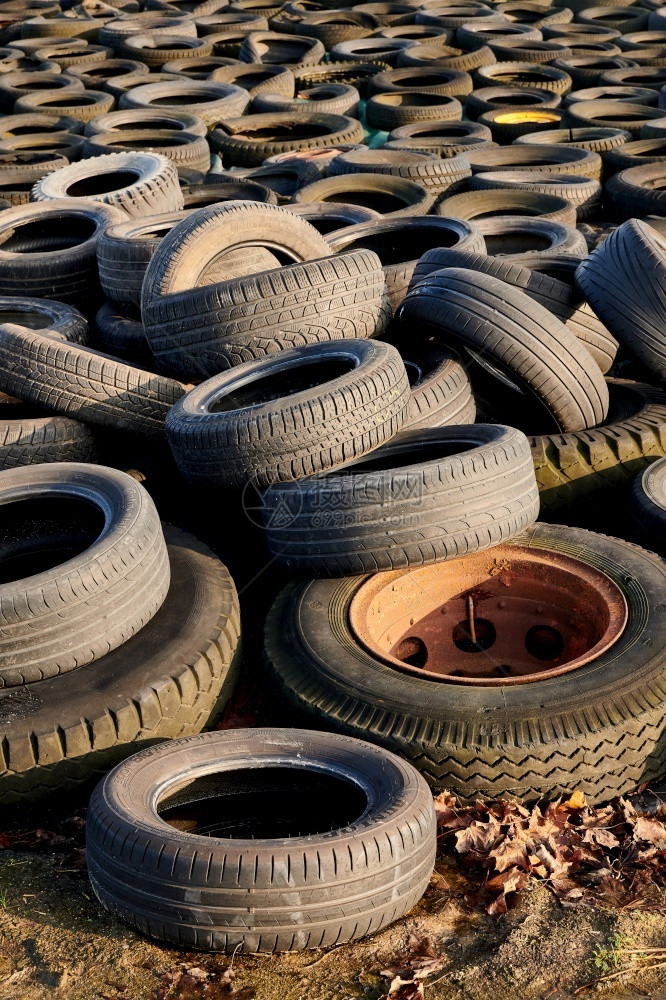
394, 636, 427, 669
452, 618, 497, 653
525, 624, 565, 661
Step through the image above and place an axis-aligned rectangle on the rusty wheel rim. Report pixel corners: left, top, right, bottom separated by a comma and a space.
348, 546, 628, 685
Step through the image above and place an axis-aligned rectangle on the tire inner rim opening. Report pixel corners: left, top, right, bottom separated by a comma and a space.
348, 546, 628, 684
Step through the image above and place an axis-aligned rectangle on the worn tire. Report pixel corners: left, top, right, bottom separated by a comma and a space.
165, 339, 410, 488
209, 112, 365, 167
0, 527, 240, 802
97, 210, 188, 307
0, 326, 186, 437
532, 378, 666, 510
410, 248, 618, 373
32, 151, 184, 219
400, 268, 609, 432
292, 173, 435, 219
0, 463, 170, 688
264, 522, 666, 803
263, 425, 539, 574
86, 728, 435, 953
0, 394, 97, 471
576, 218, 666, 381
435, 187, 577, 225
630, 456, 666, 545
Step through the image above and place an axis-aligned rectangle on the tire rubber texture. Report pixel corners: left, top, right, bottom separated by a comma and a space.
0, 463, 169, 688
0, 296, 88, 344
32, 151, 184, 219
474, 216, 589, 258
0, 526, 240, 802
435, 187, 577, 226
470, 169, 603, 219
262, 424, 539, 574
97, 211, 188, 307
0, 200, 127, 306
410, 248, 618, 373
264, 522, 666, 803
605, 161, 666, 216
400, 268, 609, 432
576, 218, 666, 382
86, 728, 435, 953
148, 251, 391, 379
327, 147, 471, 195
388, 335, 476, 430
292, 173, 435, 219
94, 301, 150, 362
0, 395, 97, 471
532, 378, 666, 510
0, 326, 186, 437
165, 339, 410, 488
631, 456, 666, 543
210, 113, 365, 167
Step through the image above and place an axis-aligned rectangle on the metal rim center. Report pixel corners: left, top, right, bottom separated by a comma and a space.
348, 546, 628, 685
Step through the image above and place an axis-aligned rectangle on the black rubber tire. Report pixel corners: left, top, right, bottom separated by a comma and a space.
605, 160, 666, 216
209, 112, 365, 166
238, 31, 326, 67
0, 326, 186, 437
291, 172, 435, 218
600, 65, 666, 90
514, 124, 632, 152
563, 98, 666, 136
251, 83, 361, 117
146, 251, 391, 378
283, 201, 381, 233
0, 151, 69, 205
473, 60, 573, 94
551, 55, 636, 89
465, 142, 603, 179
291, 60, 389, 94
488, 38, 573, 62
81, 129, 211, 181
119, 80, 250, 127
0, 462, 170, 688
604, 136, 666, 171
630, 456, 666, 544
476, 106, 564, 143
385, 118, 495, 157
0, 70, 84, 111
165, 339, 410, 488
327, 146, 470, 195
32, 150, 184, 218
263, 424, 539, 574
470, 169, 603, 219
0, 132, 85, 163
0, 526, 240, 802
473, 216, 589, 258
96, 210, 189, 307
434, 187, 577, 225
207, 60, 295, 96
86, 728, 435, 953
386, 334, 476, 430
576, 218, 666, 381
564, 84, 659, 105
94, 300, 150, 362
0, 394, 97, 471
465, 85, 562, 120
367, 65, 473, 98
330, 36, 414, 65
0, 112, 84, 137
0, 199, 127, 306
231, 158, 321, 198
532, 378, 666, 510
410, 248, 618, 372
366, 90, 463, 130
264, 522, 666, 803
0, 296, 88, 344
400, 268, 609, 432
327, 215, 486, 312
84, 108, 208, 138
182, 179, 278, 207
397, 41, 496, 71
14, 89, 115, 122
117, 32, 214, 68
68, 57, 148, 88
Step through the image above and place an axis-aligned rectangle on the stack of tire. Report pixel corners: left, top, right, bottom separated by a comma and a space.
1, 0, 666, 959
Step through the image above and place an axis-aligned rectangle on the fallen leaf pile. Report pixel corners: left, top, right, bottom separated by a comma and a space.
435, 788, 666, 915
154, 963, 255, 1000
379, 935, 448, 1000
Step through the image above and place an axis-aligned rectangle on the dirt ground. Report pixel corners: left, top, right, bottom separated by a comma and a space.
1, 838, 666, 1000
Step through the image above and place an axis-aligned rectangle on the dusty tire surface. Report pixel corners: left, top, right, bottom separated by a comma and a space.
0, 463, 170, 688
0, 527, 240, 802
86, 728, 436, 953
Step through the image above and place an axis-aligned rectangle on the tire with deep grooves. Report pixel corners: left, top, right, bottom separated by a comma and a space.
0, 526, 241, 802
165, 340, 411, 488
264, 523, 666, 803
